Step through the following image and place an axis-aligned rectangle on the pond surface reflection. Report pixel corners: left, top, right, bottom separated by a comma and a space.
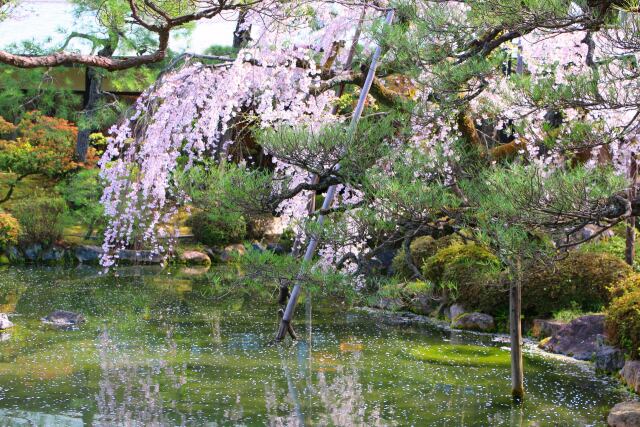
0, 266, 631, 426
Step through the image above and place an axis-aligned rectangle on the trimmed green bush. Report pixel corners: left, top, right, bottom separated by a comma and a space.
187, 210, 247, 247
13, 197, 67, 246
422, 242, 503, 312
606, 274, 640, 358
580, 235, 640, 269
522, 251, 632, 316
0, 211, 20, 247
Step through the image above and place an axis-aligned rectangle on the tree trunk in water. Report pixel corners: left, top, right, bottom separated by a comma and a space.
510, 257, 524, 401
626, 155, 637, 266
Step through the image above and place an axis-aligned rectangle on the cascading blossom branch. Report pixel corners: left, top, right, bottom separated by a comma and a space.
98, 2, 379, 267
99, 47, 339, 266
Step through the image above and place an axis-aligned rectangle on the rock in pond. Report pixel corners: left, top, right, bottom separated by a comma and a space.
595, 345, 626, 373
448, 304, 466, 321
620, 360, 640, 394
451, 312, 495, 332
531, 319, 566, 339
608, 401, 640, 427
42, 310, 85, 327
409, 294, 438, 316
179, 250, 211, 266
75, 245, 103, 263
42, 245, 67, 263
540, 314, 605, 360
23, 243, 43, 261
117, 249, 163, 264
0, 313, 14, 330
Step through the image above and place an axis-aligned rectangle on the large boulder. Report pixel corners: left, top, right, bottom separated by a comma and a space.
448, 303, 466, 321
23, 243, 43, 261
4, 246, 22, 263
369, 249, 397, 276
595, 345, 626, 373
179, 251, 211, 266
531, 319, 566, 339
220, 244, 246, 262
75, 245, 103, 263
620, 360, 640, 394
117, 249, 163, 264
540, 314, 605, 360
452, 312, 495, 332
0, 313, 14, 330
608, 401, 640, 427
42, 245, 66, 263
409, 294, 438, 316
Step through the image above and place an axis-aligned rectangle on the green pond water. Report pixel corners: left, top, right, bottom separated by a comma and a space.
0, 266, 633, 426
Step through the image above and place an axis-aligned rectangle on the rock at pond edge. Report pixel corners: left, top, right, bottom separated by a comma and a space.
179, 250, 211, 266
608, 401, 640, 427
531, 319, 567, 339
0, 313, 14, 330
451, 312, 495, 332
620, 360, 640, 395
540, 314, 605, 360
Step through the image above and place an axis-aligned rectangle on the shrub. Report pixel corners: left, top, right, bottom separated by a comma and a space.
580, 235, 640, 269
610, 272, 640, 299
0, 112, 99, 203
0, 111, 97, 178
0, 211, 19, 247
522, 251, 632, 316
278, 227, 295, 252
187, 210, 247, 247
376, 280, 436, 313
422, 242, 503, 312
13, 197, 67, 246
606, 275, 640, 358
56, 169, 104, 238
392, 234, 463, 279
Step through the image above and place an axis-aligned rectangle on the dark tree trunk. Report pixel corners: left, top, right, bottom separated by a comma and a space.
233, 10, 251, 49
76, 41, 116, 162
76, 67, 102, 162
0, 173, 29, 204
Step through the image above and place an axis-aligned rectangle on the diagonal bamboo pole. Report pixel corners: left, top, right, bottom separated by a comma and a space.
291, 7, 368, 257
276, 8, 395, 342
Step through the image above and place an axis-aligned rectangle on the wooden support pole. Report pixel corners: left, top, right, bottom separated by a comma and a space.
510, 39, 525, 402
510, 257, 524, 401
